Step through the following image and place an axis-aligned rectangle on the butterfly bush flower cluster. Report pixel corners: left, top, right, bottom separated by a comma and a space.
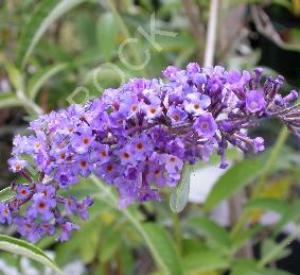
1, 63, 300, 242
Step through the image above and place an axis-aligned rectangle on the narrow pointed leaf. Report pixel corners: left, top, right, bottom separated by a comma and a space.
204, 155, 267, 210
17, 0, 86, 68
188, 216, 231, 250
0, 234, 63, 275
97, 12, 119, 61
0, 93, 22, 109
5, 63, 23, 91
0, 187, 14, 202
143, 223, 183, 275
27, 63, 67, 99
182, 249, 229, 273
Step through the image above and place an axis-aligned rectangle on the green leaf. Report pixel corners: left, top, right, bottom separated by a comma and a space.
27, 63, 67, 100
232, 259, 291, 275
143, 223, 183, 275
231, 225, 263, 252
0, 187, 14, 202
90, 175, 183, 275
170, 164, 191, 213
261, 239, 291, 263
17, 0, 86, 68
244, 198, 289, 215
182, 249, 229, 273
188, 216, 231, 251
204, 154, 267, 210
99, 229, 122, 262
274, 200, 300, 235
0, 92, 22, 109
0, 234, 63, 274
97, 12, 119, 61
5, 63, 23, 91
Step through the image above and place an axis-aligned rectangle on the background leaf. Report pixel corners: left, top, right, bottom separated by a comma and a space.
17, 0, 86, 68
0, 93, 22, 109
91, 175, 183, 275
97, 12, 119, 62
204, 154, 268, 210
143, 223, 183, 275
188, 216, 231, 251
182, 249, 229, 273
27, 63, 67, 100
244, 198, 289, 215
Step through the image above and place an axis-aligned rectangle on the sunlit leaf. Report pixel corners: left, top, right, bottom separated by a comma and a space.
0, 187, 14, 202
204, 154, 268, 210
0, 235, 63, 275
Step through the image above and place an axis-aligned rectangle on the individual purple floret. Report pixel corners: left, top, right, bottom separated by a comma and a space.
1, 63, 300, 243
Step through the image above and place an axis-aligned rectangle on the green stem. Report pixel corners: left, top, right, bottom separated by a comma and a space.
172, 212, 182, 254
258, 225, 300, 267
231, 127, 289, 237
91, 175, 170, 275
253, 127, 288, 197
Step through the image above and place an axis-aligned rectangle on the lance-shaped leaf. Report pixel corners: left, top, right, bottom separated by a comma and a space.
17, 0, 86, 68
0, 235, 63, 274
27, 63, 67, 100
0, 187, 14, 202
188, 216, 231, 251
143, 223, 183, 275
0, 93, 22, 109
182, 249, 229, 273
204, 154, 267, 210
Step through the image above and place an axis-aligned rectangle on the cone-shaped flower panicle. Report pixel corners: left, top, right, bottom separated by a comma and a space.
2, 63, 300, 242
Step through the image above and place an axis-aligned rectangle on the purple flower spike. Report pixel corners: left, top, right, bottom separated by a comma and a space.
3, 62, 300, 243
246, 90, 266, 113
